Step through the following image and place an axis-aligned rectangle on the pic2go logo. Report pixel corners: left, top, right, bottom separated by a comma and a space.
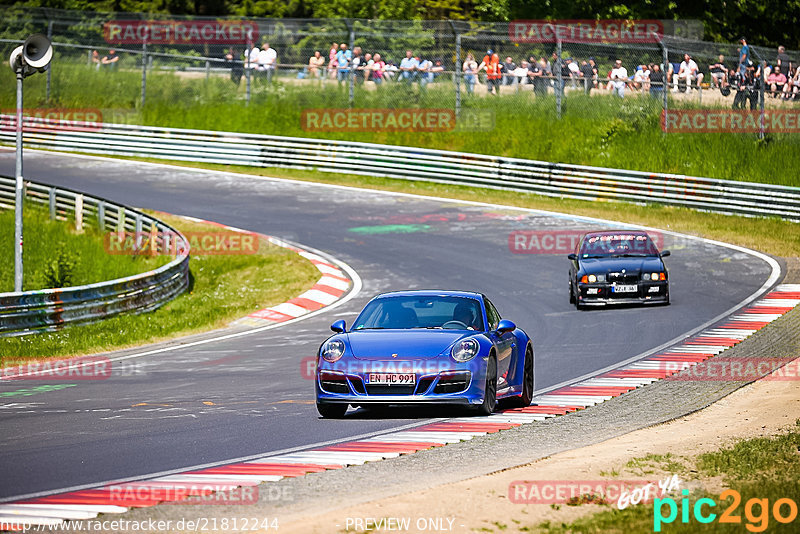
654, 489, 799, 532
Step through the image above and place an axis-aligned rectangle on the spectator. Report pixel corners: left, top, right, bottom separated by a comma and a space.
400, 50, 418, 83
371, 53, 385, 85
610, 59, 627, 98
502, 56, 516, 86
335, 43, 351, 83
558, 57, 570, 92
767, 68, 787, 97
528, 58, 545, 95
101, 49, 119, 70
709, 55, 728, 88
567, 57, 581, 88
257, 42, 277, 83
328, 43, 338, 79
351, 47, 365, 84
776, 46, 793, 78
674, 53, 703, 93
384, 61, 398, 81
733, 64, 758, 110
479, 50, 501, 95
632, 65, 648, 91
431, 59, 445, 80
784, 66, 800, 100
540, 56, 553, 90
649, 63, 665, 97
738, 37, 750, 75
579, 60, 594, 94
245, 43, 259, 77
512, 61, 528, 89
308, 51, 325, 78
224, 47, 243, 85
417, 56, 433, 87
91, 50, 100, 70
463, 53, 478, 94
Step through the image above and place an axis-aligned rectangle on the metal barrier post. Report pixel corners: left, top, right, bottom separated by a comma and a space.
49, 188, 56, 220
246, 44, 251, 106
14, 71, 24, 292
205, 60, 210, 80
97, 200, 105, 229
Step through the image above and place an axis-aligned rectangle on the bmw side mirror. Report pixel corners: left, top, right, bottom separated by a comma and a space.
660, 250, 671, 257
496, 319, 516, 334
331, 319, 346, 333
567, 253, 577, 260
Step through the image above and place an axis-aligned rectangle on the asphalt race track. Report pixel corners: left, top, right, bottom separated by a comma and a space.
0, 150, 778, 501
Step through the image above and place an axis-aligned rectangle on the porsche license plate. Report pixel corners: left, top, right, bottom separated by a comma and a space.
612, 284, 638, 293
366, 373, 416, 385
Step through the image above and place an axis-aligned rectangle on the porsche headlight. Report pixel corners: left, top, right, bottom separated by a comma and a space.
452, 338, 480, 362
321, 339, 345, 362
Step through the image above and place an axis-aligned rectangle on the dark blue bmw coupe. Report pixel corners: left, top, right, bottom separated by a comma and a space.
315, 290, 534, 418
568, 230, 671, 309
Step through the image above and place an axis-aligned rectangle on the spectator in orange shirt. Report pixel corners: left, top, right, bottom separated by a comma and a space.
479, 50, 501, 95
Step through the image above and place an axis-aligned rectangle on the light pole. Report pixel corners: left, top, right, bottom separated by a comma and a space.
8, 34, 52, 292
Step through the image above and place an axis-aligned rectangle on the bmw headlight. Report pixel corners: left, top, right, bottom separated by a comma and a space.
596, 274, 605, 282
642, 273, 651, 280
588, 274, 597, 283
452, 338, 480, 362
321, 339, 345, 362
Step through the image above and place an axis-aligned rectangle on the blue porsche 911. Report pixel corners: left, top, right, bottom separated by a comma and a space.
315, 290, 534, 418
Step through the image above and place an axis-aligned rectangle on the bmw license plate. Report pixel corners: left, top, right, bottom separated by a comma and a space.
366, 373, 416, 385
612, 284, 638, 293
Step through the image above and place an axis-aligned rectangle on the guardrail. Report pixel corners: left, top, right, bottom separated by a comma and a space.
0, 175, 190, 337
1, 116, 799, 221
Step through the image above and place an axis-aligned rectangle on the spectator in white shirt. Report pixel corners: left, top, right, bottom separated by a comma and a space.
610, 59, 628, 98
257, 42, 277, 83
673, 53, 704, 92
246, 44, 259, 73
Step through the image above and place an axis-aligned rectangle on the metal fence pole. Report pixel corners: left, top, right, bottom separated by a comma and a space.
454, 32, 462, 118
245, 45, 251, 106
556, 38, 562, 120
49, 188, 56, 220
46, 21, 53, 102
759, 59, 766, 140
662, 42, 669, 118
205, 60, 210, 80
14, 70, 24, 292
141, 41, 147, 108
348, 22, 355, 108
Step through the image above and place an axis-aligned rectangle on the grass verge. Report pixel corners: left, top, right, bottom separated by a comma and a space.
0, 211, 320, 360
0, 202, 170, 292
111, 157, 800, 258
531, 420, 800, 533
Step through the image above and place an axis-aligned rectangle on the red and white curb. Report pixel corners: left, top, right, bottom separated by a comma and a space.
171, 215, 355, 328
2, 284, 797, 529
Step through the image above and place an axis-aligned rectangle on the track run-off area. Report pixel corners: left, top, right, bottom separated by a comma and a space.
0, 149, 782, 510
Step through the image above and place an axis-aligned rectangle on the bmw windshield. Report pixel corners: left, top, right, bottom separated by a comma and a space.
579, 233, 660, 258
352, 296, 484, 331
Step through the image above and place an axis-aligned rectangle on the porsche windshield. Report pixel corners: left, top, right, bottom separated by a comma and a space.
352, 296, 484, 331
579, 233, 659, 258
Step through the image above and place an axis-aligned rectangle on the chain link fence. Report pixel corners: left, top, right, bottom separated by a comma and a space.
1, 6, 797, 135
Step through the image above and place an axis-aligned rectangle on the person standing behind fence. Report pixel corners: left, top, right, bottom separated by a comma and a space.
91, 50, 101, 70
308, 51, 324, 78
246, 43, 259, 76
479, 51, 501, 95
336, 43, 351, 83
579, 60, 594, 94
610, 59, 627, 98
101, 49, 119, 70
328, 43, 338, 79
371, 53, 386, 85
649, 63, 664, 97
463, 53, 478, 94
738, 37, 750, 75
225, 47, 243, 85
258, 42, 277, 83
400, 50, 418, 84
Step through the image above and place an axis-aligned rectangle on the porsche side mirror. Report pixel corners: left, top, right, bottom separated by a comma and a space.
567, 253, 577, 260
660, 250, 671, 257
331, 319, 346, 333
496, 319, 516, 334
